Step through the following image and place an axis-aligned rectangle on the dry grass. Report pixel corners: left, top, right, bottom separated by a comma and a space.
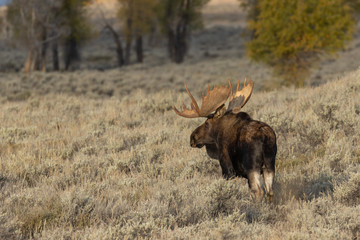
0, 66, 359, 239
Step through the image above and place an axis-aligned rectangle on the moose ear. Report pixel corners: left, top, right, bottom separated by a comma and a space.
213, 104, 226, 119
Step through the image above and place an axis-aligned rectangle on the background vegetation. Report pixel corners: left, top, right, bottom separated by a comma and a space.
246, 0, 357, 86
2, 0, 359, 86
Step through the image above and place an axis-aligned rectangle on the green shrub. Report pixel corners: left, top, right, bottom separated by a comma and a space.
247, 0, 356, 86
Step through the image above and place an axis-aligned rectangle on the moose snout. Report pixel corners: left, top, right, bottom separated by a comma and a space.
190, 135, 197, 148
190, 134, 204, 148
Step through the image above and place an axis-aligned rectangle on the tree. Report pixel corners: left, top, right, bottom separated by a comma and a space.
6, 0, 92, 72
118, 0, 158, 64
94, 0, 125, 67
7, 0, 61, 72
247, 0, 356, 86
104, 21, 126, 67
49, 1, 64, 71
60, 0, 92, 70
157, 0, 209, 63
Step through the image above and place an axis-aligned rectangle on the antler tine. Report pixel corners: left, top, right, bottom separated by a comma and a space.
227, 78, 254, 114
184, 83, 200, 113
229, 79, 241, 102
173, 82, 231, 118
202, 85, 210, 101
172, 83, 203, 118
228, 80, 233, 98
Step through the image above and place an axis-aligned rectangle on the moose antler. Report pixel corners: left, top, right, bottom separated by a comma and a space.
228, 78, 254, 114
173, 83, 231, 118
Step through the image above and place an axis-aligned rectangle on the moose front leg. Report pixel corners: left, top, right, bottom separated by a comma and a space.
219, 148, 236, 179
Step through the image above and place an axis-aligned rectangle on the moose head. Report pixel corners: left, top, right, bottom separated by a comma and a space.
173, 79, 254, 149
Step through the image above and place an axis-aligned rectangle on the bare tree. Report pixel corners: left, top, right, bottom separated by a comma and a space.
7, 0, 91, 72
94, 1, 125, 67
7, 0, 64, 72
106, 24, 125, 66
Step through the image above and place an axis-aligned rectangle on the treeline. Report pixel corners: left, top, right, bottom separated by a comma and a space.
4, 0, 360, 86
5, 0, 209, 72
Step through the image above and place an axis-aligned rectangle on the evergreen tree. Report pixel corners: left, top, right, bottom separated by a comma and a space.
247, 0, 356, 86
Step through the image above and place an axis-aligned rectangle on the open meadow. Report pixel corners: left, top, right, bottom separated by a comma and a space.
0, 67, 360, 239
1, 0, 360, 239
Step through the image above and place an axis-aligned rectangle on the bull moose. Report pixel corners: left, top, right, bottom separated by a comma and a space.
173, 79, 277, 202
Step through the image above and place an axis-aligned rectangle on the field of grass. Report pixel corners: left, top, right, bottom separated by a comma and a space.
0, 66, 359, 239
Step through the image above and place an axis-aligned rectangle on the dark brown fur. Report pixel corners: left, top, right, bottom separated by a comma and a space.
190, 106, 277, 202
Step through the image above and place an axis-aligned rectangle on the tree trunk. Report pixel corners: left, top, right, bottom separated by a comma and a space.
40, 41, 48, 72
24, 49, 34, 73
106, 25, 124, 67
124, 18, 132, 65
169, 21, 188, 64
64, 35, 79, 71
52, 39, 59, 71
31, 50, 38, 71
135, 35, 143, 63
5, 24, 9, 40
116, 44, 125, 67
167, 0, 190, 64
174, 24, 187, 63
40, 29, 48, 72
168, 29, 175, 60
24, 47, 41, 73
52, 28, 60, 71
166, 1, 175, 60
34, 48, 41, 71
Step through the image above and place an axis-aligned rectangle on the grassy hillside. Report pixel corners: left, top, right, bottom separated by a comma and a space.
0, 68, 359, 239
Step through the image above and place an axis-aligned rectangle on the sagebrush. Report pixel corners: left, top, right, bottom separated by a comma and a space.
0, 69, 359, 239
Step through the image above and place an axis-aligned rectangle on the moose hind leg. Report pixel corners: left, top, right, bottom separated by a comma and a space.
263, 169, 274, 203
248, 171, 263, 202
